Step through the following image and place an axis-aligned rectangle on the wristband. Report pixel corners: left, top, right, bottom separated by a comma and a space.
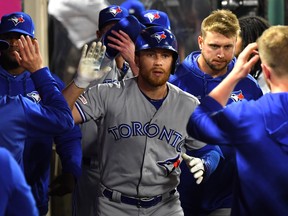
121, 62, 129, 75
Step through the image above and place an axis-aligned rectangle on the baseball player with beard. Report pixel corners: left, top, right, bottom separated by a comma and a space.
0, 12, 82, 215
72, 5, 141, 216
63, 25, 222, 216
0, 35, 73, 216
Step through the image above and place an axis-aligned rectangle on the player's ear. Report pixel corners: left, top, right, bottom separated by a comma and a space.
198, 36, 203, 50
262, 63, 271, 82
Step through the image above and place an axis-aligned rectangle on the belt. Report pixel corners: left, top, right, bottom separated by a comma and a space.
103, 188, 176, 208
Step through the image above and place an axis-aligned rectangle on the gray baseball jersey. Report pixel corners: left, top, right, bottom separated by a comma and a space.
75, 77, 205, 197
80, 57, 133, 157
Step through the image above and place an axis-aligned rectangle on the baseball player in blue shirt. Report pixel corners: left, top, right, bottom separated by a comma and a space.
63, 25, 222, 216
169, 9, 263, 216
0, 12, 82, 215
0, 34, 74, 165
187, 25, 288, 216
0, 34, 74, 216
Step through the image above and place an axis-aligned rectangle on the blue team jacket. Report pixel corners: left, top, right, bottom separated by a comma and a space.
169, 51, 263, 214
0, 66, 82, 214
0, 147, 38, 216
188, 94, 288, 216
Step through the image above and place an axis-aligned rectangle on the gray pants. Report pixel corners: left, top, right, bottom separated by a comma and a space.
96, 185, 184, 216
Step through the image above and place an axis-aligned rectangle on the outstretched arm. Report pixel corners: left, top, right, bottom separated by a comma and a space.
62, 42, 107, 124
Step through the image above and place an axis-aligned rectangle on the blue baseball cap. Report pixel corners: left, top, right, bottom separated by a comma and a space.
0, 40, 9, 50
0, 12, 35, 38
138, 9, 171, 30
102, 15, 143, 59
98, 5, 129, 30
120, 0, 145, 19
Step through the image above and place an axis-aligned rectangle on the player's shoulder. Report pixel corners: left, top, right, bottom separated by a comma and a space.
167, 82, 200, 104
0, 147, 11, 163
94, 77, 136, 93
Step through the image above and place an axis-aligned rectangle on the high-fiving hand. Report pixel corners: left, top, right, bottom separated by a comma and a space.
74, 41, 107, 89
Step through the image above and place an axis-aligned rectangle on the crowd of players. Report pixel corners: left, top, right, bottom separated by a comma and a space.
0, 1, 288, 216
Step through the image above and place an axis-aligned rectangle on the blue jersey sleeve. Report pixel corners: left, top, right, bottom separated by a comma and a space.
187, 96, 235, 144
54, 124, 82, 177
23, 67, 74, 136
0, 148, 38, 216
52, 73, 82, 177
190, 144, 223, 179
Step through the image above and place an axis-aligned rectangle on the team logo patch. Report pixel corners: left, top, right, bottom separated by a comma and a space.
9, 15, 25, 26
144, 12, 160, 23
108, 6, 123, 17
230, 90, 244, 102
151, 31, 167, 43
157, 154, 181, 176
27, 91, 41, 103
78, 94, 87, 104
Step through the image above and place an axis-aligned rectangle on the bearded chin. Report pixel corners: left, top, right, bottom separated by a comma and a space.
0, 55, 19, 70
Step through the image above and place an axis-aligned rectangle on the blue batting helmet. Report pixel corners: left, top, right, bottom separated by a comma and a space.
136, 26, 178, 73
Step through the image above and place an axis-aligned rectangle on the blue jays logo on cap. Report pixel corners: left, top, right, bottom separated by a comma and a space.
0, 12, 35, 38
9, 15, 25, 26
98, 5, 129, 30
139, 10, 171, 30
151, 31, 167, 43
108, 6, 123, 17
144, 12, 160, 23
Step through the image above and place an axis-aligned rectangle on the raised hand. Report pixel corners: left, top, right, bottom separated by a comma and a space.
14, 35, 43, 73
74, 41, 107, 89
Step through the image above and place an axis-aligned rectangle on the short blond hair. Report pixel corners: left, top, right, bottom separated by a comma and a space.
201, 9, 240, 38
257, 25, 288, 76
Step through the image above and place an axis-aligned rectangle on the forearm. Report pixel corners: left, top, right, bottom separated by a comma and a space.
62, 81, 84, 124
128, 61, 139, 76
62, 81, 84, 109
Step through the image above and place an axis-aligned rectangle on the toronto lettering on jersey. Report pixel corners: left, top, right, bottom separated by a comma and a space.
108, 121, 184, 152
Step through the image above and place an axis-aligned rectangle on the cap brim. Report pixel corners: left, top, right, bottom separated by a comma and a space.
0, 29, 34, 38
0, 40, 9, 50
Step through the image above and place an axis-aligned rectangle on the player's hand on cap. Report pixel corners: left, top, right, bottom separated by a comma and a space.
182, 153, 205, 184
74, 41, 108, 89
48, 173, 75, 196
15, 35, 44, 73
